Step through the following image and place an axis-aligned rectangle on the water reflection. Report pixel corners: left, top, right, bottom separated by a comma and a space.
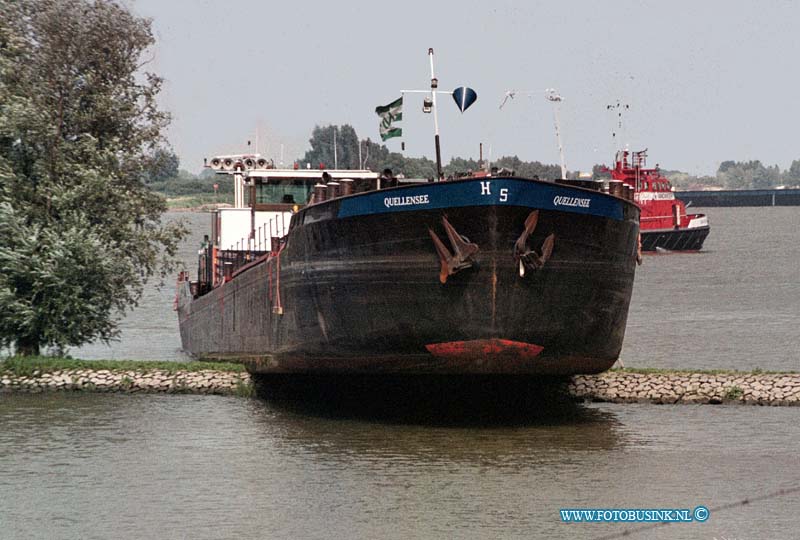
250, 375, 628, 465
254, 374, 588, 425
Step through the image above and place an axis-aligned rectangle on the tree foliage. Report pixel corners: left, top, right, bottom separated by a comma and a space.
296, 124, 567, 180
0, 0, 186, 355
143, 148, 180, 184
298, 125, 361, 170
787, 160, 800, 183
672, 159, 800, 189
491, 156, 561, 179
715, 160, 781, 189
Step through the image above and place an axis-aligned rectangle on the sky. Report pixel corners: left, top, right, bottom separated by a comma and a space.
128, 0, 800, 177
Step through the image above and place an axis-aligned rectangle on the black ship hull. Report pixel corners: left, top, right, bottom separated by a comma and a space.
178, 177, 640, 375
641, 225, 710, 252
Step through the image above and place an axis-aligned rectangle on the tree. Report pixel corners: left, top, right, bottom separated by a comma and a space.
753, 164, 780, 189
0, 0, 186, 355
297, 124, 362, 169
492, 156, 562, 179
359, 137, 389, 171
716, 160, 779, 189
398, 155, 436, 178
592, 164, 611, 180
444, 157, 481, 176
143, 148, 180, 183
785, 160, 800, 185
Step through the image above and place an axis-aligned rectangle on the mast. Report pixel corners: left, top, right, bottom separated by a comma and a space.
545, 88, 567, 180
428, 48, 443, 180
333, 128, 338, 169
399, 50, 475, 179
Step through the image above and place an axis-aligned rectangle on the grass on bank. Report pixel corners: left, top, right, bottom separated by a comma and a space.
0, 356, 245, 377
2, 357, 796, 379
611, 367, 797, 376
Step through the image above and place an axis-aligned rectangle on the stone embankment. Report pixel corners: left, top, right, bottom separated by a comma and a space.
2, 368, 799, 405
0, 369, 253, 396
570, 371, 800, 406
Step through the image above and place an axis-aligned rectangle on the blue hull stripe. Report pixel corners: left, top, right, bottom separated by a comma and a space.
337, 178, 624, 221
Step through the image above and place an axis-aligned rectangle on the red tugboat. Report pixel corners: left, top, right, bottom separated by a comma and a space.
608, 149, 710, 251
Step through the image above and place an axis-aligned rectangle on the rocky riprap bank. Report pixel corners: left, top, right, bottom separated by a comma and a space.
570, 371, 800, 406
0, 369, 252, 396
2, 368, 799, 406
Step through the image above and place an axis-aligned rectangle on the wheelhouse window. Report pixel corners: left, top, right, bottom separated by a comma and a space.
252, 179, 313, 205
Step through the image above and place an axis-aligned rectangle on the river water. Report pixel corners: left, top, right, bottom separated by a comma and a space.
2, 207, 799, 539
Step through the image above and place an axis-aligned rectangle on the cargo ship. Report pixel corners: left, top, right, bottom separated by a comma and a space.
176, 159, 641, 375
607, 149, 710, 251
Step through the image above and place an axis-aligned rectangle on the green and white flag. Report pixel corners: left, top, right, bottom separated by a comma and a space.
375, 96, 403, 141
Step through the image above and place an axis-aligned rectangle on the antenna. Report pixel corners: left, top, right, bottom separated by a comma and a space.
545, 88, 567, 180
499, 90, 516, 110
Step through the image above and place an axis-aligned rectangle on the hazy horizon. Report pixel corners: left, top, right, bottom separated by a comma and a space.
128, 0, 800, 177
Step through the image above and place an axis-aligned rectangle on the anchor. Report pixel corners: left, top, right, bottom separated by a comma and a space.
428, 216, 479, 284
513, 210, 555, 277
